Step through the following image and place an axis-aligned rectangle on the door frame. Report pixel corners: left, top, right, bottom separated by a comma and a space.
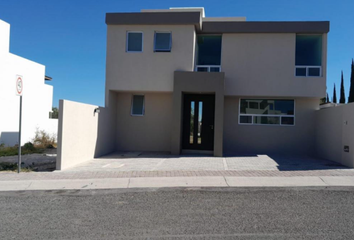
182, 94, 215, 151
171, 71, 225, 157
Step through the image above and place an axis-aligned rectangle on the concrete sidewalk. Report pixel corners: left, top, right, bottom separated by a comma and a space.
2, 176, 354, 191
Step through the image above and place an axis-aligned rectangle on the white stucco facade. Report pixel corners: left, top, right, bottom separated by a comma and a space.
0, 19, 57, 146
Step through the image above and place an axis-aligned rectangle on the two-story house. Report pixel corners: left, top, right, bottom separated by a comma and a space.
105, 7, 329, 157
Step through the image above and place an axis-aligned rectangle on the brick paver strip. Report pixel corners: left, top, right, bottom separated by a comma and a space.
1, 169, 354, 181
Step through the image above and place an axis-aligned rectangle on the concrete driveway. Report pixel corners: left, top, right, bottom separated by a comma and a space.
62, 152, 348, 173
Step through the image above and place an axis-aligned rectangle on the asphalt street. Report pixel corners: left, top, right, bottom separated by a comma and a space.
0, 187, 354, 239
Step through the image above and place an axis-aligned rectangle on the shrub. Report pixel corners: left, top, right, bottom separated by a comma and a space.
0, 162, 32, 172
23, 142, 35, 151
32, 129, 57, 149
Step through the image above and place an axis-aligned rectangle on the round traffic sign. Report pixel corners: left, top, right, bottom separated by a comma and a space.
16, 76, 23, 95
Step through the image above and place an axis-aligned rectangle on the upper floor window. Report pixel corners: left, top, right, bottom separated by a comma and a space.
295, 35, 322, 77
239, 99, 295, 126
126, 32, 143, 52
154, 32, 172, 52
196, 35, 222, 72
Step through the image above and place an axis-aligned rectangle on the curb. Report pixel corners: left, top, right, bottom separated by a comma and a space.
1, 176, 354, 191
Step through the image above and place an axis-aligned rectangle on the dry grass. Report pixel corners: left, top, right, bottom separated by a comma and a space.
32, 129, 57, 149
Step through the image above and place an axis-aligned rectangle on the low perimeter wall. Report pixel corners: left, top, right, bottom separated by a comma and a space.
56, 99, 116, 170
315, 103, 354, 167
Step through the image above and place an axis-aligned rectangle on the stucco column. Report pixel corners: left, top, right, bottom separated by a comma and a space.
171, 71, 225, 156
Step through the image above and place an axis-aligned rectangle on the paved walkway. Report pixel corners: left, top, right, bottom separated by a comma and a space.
1, 153, 354, 191
64, 152, 349, 172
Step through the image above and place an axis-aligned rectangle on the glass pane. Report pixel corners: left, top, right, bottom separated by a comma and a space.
198, 102, 203, 144
197, 67, 208, 72
132, 95, 144, 115
295, 35, 322, 66
281, 117, 295, 125
274, 100, 294, 115
210, 67, 220, 72
240, 116, 252, 124
197, 35, 222, 65
253, 116, 280, 125
240, 100, 294, 115
308, 67, 321, 76
296, 67, 307, 76
127, 32, 142, 52
190, 101, 195, 144
155, 33, 171, 51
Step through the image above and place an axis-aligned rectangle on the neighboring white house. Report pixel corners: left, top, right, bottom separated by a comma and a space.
0, 19, 57, 146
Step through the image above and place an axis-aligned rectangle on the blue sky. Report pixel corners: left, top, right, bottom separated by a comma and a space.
0, 0, 353, 107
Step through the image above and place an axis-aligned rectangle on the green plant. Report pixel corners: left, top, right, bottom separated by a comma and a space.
23, 142, 35, 151
0, 162, 32, 172
50, 107, 59, 119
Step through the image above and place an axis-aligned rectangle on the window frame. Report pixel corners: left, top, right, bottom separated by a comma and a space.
294, 34, 323, 77
294, 66, 322, 77
131, 94, 145, 116
126, 31, 143, 53
238, 99, 296, 127
154, 31, 172, 52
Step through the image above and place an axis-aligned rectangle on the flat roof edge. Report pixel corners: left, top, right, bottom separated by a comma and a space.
105, 12, 201, 27
201, 21, 330, 33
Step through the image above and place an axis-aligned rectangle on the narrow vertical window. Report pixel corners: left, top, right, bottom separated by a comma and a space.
198, 102, 203, 144
127, 32, 143, 52
131, 95, 144, 116
154, 32, 172, 52
190, 101, 195, 144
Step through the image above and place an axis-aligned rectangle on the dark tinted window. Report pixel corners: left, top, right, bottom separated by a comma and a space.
240, 100, 294, 115
296, 35, 322, 66
127, 32, 143, 52
132, 95, 144, 115
154, 32, 171, 52
197, 36, 222, 65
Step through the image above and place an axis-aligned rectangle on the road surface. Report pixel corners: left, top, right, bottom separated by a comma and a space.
0, 187, 353, 239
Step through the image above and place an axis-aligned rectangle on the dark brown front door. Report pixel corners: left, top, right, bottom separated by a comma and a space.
182, 94, 215, 151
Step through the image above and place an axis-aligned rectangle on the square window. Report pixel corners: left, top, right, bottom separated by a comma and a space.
154, 32, 171, 52
131, 95, 144, 116
295, 35, 322, 66
210, 67, 221, 72
295, 67, 307, 76
127, 32, 143, 52
308, 67, 321, 77
196, 67, 208, 72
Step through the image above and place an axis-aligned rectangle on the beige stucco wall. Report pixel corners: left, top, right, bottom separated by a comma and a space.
105, 25, 196, 105
223, 97, 319, 155
221, 33, 327, 98
115, 92, 173, 152
56, 98, 117, 170
315, 103, 354, 167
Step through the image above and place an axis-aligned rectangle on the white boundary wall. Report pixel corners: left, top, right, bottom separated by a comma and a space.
315, 103, 354, 167
56, 99, 116, 170
0, 19, 57, 146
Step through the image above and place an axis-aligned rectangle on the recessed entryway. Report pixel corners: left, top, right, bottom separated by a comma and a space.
182, 94, 215, 151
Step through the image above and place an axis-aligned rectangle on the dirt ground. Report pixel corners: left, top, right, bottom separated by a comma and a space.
0, 148, 56, 172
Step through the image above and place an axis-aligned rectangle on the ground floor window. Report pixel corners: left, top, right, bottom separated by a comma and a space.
239, 99, 295, 126
131, 95, 145, 116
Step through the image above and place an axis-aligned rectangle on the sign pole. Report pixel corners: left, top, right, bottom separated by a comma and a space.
18, 95, 22, 173
16, 75, 23, 174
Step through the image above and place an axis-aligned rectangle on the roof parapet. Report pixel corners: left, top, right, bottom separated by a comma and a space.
106, 11, 202, 31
